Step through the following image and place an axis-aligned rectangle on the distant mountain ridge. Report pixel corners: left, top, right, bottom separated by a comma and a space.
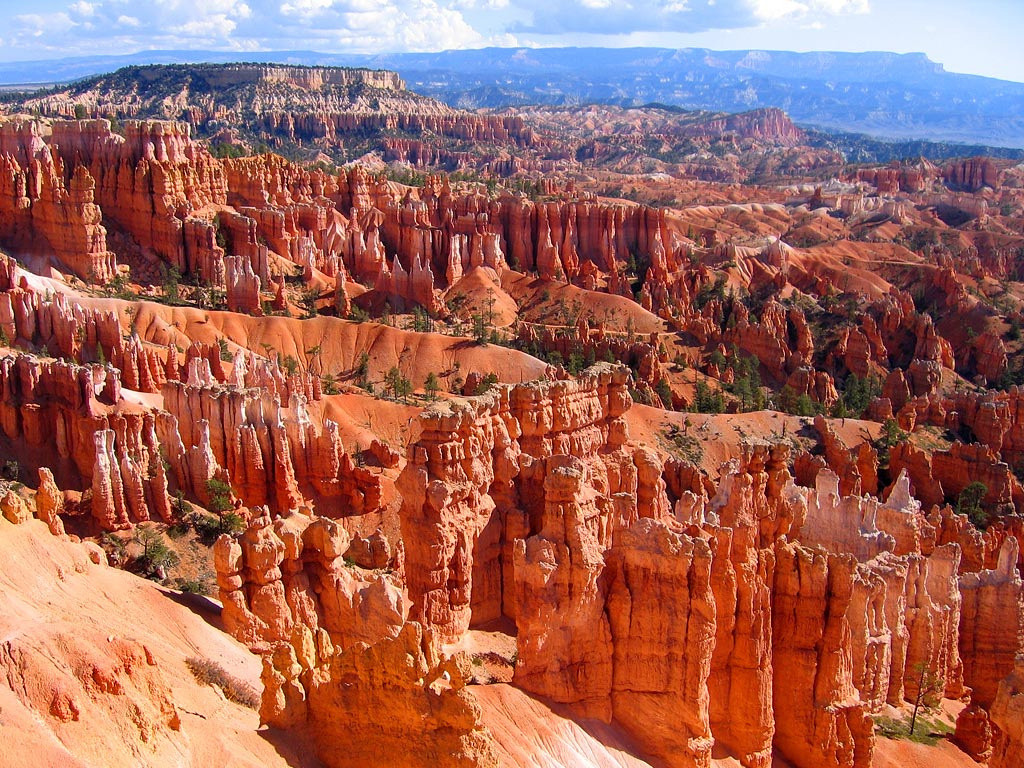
1, 47, 1023, 148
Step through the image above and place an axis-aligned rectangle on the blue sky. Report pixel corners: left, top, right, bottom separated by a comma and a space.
3, 0, 1022, 82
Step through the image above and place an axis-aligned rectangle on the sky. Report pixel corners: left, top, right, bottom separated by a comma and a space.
2, 0, 1022, 82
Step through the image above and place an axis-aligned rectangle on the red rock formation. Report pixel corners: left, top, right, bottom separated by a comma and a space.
604, 520, 717, 767
0, 353, 172, 528
1, 488, 31, 524
954, 703, 994, 762
931, 442, 1024, 511
214, 511, 497, 767
706, 516, 776, 767
161, 378, 380, 516
51, 119, 228, 277
399, 365, 633, 642
810, 415, 877, 496
0, 258, 166, 394
771, 542, 874, 768
990, 657, 1024, 768
0, 119, 117, 281
35, 467, 67, 536
945, 158, 1001, 192
959, 538, 1024, 708
224, 254, 262, 315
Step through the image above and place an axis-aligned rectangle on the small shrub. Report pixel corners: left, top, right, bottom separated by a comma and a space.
191, 510, 245, 543
300, 287, 319, 319
205, 477, 233, 514
218, 511, 245, 536
655, 378, 673, 409
186, 657, 259, 709
873, 715, 905, 741
957, 481, 990, 529
872, 711, 952, 746
100, 531, 129, 567
567, 351, 586, 375
133, 527, 179, 577
162, 264, 182, 305
663, 424, 703, 465
354, 351, 370, 384
474, 372, 499, 396
175, 577, 211, 595
693, 380, 724, 414
385, 366, 412, 401
424, 371, 440, 400
1, 459, 19, 481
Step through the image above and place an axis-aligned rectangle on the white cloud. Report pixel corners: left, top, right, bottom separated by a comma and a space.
69, 1, 96, 16
280, 0, 335, 17
14, 12, 77, 36
813, 0, 868, 13
0, 0, 873, 58
749, 0, 807, 21
172, 15, 239, 37
749, 0, 869, 22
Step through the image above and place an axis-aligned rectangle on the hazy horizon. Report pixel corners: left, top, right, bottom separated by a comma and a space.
3, 1, 1021, 84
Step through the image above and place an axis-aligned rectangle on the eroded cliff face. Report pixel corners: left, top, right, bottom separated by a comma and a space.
0, 251, 388, 533
3, 106, 1024, 768
213, 502, 497, 767
204, 362, 1024, 768
0, 119, 117, 282
990, 657, 1024, 768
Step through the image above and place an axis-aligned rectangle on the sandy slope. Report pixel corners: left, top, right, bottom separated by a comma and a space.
0, 517, 315, 768
126, 300, 549, 387
476, 684, 655, 768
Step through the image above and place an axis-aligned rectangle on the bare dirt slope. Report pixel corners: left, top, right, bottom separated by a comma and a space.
0, 517, 315, 768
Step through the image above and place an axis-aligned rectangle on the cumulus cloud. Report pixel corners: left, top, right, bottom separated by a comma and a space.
2, 0, 870, 58
279, 0, 336, 19
2, 0, 496, 54
68, 1, 96, 16
750, 0, 868, 21
510, 0, 871, 35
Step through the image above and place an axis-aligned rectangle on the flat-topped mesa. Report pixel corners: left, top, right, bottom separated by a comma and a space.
195, 64, 405, 92
51, 119, 197, 166
689, 108, 803, 144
